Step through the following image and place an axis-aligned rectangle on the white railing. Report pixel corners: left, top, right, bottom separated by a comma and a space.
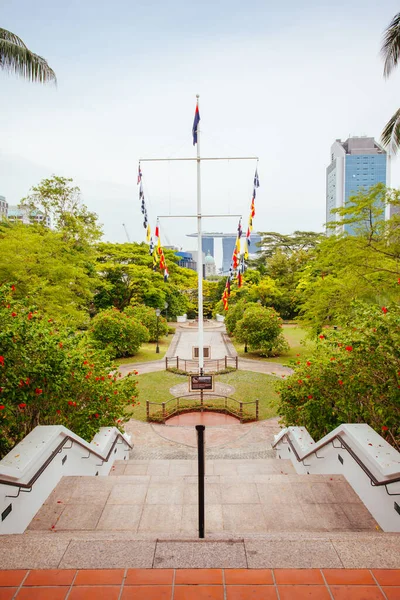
273, 423, 400, 532
0, 425, 132, 534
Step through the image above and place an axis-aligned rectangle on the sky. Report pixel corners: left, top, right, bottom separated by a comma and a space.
1, 0, 400, 268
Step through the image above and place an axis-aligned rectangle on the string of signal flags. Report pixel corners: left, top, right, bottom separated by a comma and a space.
222, 168, 259, 311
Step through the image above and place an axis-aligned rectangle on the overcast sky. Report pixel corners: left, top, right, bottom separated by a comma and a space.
1, 0, 400, 266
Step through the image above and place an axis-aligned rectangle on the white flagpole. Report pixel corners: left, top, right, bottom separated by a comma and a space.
196, 95, 204, 374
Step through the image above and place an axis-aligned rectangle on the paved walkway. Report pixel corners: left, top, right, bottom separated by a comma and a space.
1, 567, 399, 599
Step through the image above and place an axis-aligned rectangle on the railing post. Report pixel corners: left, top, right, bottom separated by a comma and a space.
196, 425, 205, 539
146, 401, 150, 420
256, 400, 259, 420
165, 357, 168, 370
162, 403, 166, 421
177, 356, 179, 370
225, 356, 227, 369
235, 356, 238, 369
240, 402, 243, 422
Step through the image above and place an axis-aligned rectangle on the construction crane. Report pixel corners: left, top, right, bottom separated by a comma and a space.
122, 223, 131, 243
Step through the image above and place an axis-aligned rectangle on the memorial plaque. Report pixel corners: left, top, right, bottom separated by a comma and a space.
190, 374, 214, 392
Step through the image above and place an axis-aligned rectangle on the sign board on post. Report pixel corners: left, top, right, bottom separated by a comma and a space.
190, 375, 214, 392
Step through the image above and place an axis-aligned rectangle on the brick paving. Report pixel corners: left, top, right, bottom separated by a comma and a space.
0, 568, 399, 599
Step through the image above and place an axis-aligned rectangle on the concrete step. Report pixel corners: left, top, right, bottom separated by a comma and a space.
129, 446, 277, 460
28, 466, 378, 536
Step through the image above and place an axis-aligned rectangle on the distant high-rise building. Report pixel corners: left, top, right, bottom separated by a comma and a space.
202, 237, 214, 257
326, 137, 387, 235
0, 195, 7, 219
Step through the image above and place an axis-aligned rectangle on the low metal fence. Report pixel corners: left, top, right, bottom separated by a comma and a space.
146, 393, 258, 423
165, 356, 238, 373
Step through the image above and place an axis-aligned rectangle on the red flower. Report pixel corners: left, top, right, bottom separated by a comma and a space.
319, 335, 324, 339
18, 403, 26, 409
382, 306, 388, 314
101, 376, 105, 381
345, 346, 353, 352
308, 395, 313, 399
18, 380, 24, 388
25, 378, 30, 385
11, 312, 17, 317
338, 380, 343, 385
382, 425, 389, 432
11, 284, 16, 291
114, 390, 118, 395
95, 413, 99, 418
298, 380, 303, 385
59, 342, 63, 348
0, 356, 4, 366
306, 361, 311, 366
68, 401, 76, 407
83, 360, 88, 365
0, 405, 4, 410
35, 388, 43, 395
330, 357, 335, 361
27, 312, 33, 320
56, 410, 61, 414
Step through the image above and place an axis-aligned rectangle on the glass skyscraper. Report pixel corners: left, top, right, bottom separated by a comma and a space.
326, 137, 387, 235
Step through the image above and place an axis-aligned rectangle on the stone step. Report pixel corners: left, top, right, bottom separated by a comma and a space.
28, 469, 378, 536
112, 458, 295, 477
129, 446, 277, 460
4, 530, 400, 569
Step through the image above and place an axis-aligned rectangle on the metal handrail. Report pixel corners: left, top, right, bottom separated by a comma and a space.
146, 394, 257, 407
0, 432, 132, 490
273, 431, 400, 488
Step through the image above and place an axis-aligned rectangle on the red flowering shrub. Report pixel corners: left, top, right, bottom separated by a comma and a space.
277, 302, 400, 449
0, 285, 138, 458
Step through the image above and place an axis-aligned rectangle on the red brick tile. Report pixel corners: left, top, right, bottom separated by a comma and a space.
226, 586, 277, 599
25, 569, 76, 586
373, 570, 400, 586
0, 570, 27, 587
175, 569, 223, 585
0, 589, 17, 600
121, 585, 172, 599
382, 588, 400, 600
125, 569, 174, 585
16, 588, 68, 600
68, 586, 121, 600
174, 586, 224, 600
74, 569, 124, 585
323, 569, 375, 585
274, 569, 324, 585
278, 586, 331, 600
330, 585, 385, 600
224, 570, 273, 585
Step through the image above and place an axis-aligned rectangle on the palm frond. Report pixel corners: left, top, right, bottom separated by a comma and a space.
381, 12, 400, 77
0, 38, 56, 84
381, 108, 400, 154
0, 28, 27, 48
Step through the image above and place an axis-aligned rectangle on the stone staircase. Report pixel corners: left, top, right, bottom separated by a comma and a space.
28, 458, 378, 536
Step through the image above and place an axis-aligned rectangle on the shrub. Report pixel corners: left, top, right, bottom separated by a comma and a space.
89, 308, 149, 357
124, 305, 168, 342
235, 304, 286, 356
0, 285, 138, 458
277, 302, 400, 449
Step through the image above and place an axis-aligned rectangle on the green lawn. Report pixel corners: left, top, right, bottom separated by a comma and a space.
232, 324, 314, 365
115, 336, 171, 365
126, 370, 279, 422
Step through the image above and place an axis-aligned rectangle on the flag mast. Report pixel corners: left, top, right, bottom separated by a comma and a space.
195, 94, 204, 374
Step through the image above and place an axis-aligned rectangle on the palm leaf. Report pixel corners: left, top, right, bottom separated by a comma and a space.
381, 12, 400, 77
0, 28, 27, 48
381, 108, 400, 154
0, 37, 56, 84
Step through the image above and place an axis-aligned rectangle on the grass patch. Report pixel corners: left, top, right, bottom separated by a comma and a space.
115, 336, 171, 365
232, 324, 314, 365
127, 369, 279, 422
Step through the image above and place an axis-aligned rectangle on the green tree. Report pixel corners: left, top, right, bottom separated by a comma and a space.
235, 304, 287, 356
0, 28, 56, 83
124, 305, 168, 342
0, 221, 99, 326
89, 308, 149, 358
0, 285, 138, 458
277, 302, 400, 449
22, 176, 102, 245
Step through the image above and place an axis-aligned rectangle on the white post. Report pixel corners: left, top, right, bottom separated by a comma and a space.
196, 94, 204, 373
